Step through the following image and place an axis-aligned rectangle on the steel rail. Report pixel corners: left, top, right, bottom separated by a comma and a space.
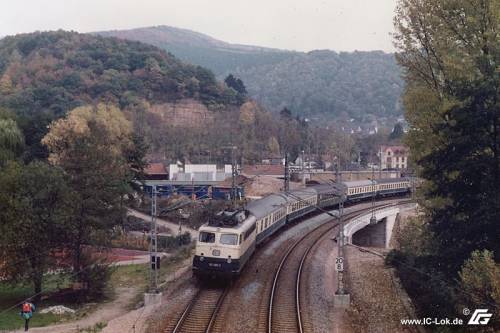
170, 287, 227, 333
267, 201, 400, 333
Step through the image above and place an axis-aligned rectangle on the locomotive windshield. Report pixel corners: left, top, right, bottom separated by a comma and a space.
219, 233, 238, 245
199, 231, 215, 243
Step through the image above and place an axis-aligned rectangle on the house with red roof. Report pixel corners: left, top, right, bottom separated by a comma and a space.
144, 162, 168, 180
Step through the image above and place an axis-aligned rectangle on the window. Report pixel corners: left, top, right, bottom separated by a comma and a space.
245, 223, 256, 238
199, 232, 215, 243
220, 233, 238, 245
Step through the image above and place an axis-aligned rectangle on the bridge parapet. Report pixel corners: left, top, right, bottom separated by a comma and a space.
343, 206, 400, 248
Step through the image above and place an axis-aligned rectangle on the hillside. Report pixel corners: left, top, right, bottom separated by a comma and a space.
0, 30, 240, 114
96, 26, 404, 121
96, 26, 293, 77
0, 30, 241, 159
238, 50, 404, 121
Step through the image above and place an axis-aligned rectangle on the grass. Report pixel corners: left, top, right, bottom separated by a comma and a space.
0, 274, 75, 331
110, 243, 194, 309
0, 244, 194, 331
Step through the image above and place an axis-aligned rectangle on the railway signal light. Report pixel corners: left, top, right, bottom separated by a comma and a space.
151, 255, 161, 270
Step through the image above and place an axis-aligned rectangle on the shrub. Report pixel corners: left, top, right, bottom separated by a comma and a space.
459, 250, 500, 330
157, 232, 192, 251
76, 254, 113, 301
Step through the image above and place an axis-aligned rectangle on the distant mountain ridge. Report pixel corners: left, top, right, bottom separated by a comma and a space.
96, 25, 404, 122
96, 26, 292, 74
99, 25, 286, 53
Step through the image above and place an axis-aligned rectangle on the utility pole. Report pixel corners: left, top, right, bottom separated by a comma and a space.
379, 146, 382, 180
222, 145, 238, 206
335, 160, 339, 182
301, 150, 305, 186
370, 163, 376, 225
149, 185, 158, 293
144, 184, 162, 307
336, 163, 345, 295
178, 209, 183, 247
231, 146, 237, 206
178, 209, 183, 235
284, 153, 290, 192
191, 177, 195, 201
411, 173, 416, 201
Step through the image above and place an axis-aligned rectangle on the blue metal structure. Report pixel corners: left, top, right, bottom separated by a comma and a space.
142, 182, 244, 200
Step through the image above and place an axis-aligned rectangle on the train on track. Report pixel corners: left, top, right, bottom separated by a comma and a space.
192, 178, 412, 278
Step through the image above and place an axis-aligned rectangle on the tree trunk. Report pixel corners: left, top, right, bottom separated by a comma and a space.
33, 271, 42, 304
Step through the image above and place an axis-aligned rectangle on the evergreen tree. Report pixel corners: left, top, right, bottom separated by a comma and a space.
224, 74, 247, 95
0, 161, 71, 301
388, 123, 404, 141
0, 118, 23, 165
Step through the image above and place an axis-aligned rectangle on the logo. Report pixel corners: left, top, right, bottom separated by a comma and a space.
468, 309, 492, 325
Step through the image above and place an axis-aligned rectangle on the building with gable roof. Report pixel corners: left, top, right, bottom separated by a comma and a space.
380, 145, 409, 170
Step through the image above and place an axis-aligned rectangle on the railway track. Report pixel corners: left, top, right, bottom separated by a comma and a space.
161, 199, 410, 333
267, 202, 398, 333
165, 287, 228, 333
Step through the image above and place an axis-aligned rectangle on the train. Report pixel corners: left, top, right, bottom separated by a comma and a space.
192, 178, 412, 278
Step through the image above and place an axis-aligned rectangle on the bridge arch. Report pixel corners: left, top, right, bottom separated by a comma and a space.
343, 206, 399, 248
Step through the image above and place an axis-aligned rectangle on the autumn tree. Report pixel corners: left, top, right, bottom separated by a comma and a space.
267, 137, 280, 155
42, 104, 135, 277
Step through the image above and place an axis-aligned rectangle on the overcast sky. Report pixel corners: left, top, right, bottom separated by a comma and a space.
1, 0, 398, 52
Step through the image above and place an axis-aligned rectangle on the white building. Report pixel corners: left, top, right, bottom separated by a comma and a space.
380, 145, 409, 170
169, 164, 233, 181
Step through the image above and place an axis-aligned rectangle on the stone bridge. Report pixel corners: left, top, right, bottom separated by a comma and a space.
343, 205, 400, 248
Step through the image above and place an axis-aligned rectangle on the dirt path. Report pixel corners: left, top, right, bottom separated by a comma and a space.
127, 208, 199, 238
103, 258, 193, 333
12, 288, 137, 333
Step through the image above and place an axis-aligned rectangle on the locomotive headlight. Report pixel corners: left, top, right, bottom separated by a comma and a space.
227, 256, 232, 264
200, 256, 205, 262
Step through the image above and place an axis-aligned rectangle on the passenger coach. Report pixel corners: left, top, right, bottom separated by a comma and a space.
193, 178, 412, 278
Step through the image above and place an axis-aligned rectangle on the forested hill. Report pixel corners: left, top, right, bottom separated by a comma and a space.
0, 30, 240, 117
0, 30, 240, 159
97, 26, 404, 121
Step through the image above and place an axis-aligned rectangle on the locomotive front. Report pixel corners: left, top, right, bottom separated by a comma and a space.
192, 210, 257, 278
